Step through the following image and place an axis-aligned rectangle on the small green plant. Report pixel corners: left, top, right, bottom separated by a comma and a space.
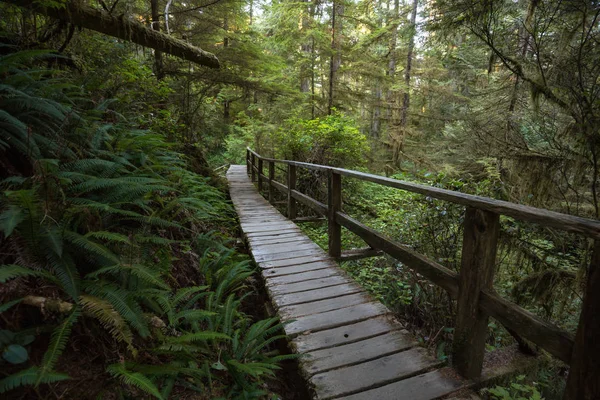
484, 375, 544, 400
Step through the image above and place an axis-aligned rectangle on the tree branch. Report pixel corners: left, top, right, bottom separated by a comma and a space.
2, 0, 220, 68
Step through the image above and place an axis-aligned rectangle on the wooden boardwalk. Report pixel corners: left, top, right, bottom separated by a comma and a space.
227, 165, 471, 400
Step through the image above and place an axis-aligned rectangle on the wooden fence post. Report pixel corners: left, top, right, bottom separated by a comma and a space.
251, 153, 256, 182
328, 170, 342, 258
246, 149, 250, 176
453, 207, 499, 379
564, 240, 600, 400
257, 158, 263, 192
268, 161, 275, 203
287, 164, 297, 219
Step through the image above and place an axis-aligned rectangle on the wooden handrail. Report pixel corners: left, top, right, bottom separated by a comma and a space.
245, 148, 599, 398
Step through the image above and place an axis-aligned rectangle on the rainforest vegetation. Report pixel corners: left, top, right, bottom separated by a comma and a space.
0, 0, 599, 398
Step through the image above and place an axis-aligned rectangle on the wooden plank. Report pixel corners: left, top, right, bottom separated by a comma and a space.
273, 283, 364, 308
250, 242, 320, 256
268, 275, 351, 296
262, 261, 336, 277
293, 216, 326, 223
279, 292, 372, 319
292, 316, 400, 353
337, 369, 466, 400
249, 236, 315, 246
245, 228, 301, 237
258, 254, 332, 268
254, 248, 326, 263
302, 331, 417, 376
310, 348, 442, 399
265, 268, 339, 286
284, 302, 389, 336
453, 207, 499, 379
241, 222, 297, 232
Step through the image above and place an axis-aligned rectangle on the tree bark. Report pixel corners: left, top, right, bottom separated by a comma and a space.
328, 0, 343, 115
3, 0, 220, 68
150, 0, 165, 79
399, 0, 417, 129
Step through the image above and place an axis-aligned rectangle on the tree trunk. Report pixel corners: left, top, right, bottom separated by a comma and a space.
150, 0, 164, 80
328, 0, 343, 115
399, 0, 417, 130
3, 0, 220, 68
300, 0, 312, 93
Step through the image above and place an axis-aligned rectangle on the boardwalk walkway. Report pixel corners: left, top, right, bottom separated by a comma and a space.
227, 165, 471, 399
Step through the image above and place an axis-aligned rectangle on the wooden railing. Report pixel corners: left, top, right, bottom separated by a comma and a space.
245, 148, 599, 398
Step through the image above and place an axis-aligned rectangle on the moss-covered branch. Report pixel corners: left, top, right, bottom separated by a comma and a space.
2, 0, 220, 68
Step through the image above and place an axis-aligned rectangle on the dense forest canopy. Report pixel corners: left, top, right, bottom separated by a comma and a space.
0, 0, 599, 398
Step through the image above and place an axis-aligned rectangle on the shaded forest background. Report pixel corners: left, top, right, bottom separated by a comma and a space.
0, 0, 599, 398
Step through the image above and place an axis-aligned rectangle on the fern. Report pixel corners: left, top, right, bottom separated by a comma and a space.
0, 367, 69, 393
80, 295, 133, 348
37, 307, 80, 383
106, 364, 163, 400
0, 264, 55, 283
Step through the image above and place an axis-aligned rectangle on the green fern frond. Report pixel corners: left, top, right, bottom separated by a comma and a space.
85, 283, 150, 337
80, 295, 133, 348
37, 306, 80, 384
226, 360, 279, 378
106, 364, 163, 400
0, 264, 55, 283
64, 230, 119, 263
173, 309, 216, 325
167, 331, 230, 343
0, 367, 69, 393
85, 231, 131, 245
0, 298, 23, 313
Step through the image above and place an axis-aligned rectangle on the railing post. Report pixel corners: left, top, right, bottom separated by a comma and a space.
268, 161, 275, 203
564, 240, 600, 400
257, 158, 263, 192
287, 164, 297, 219
251, 153, 256, 182
452, 207, 499, 379
246, 149, 250, 176
328, 170, 342, 258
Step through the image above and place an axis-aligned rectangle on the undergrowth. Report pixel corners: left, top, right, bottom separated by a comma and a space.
0, 50, 291, 399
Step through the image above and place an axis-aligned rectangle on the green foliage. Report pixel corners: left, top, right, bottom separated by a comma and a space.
484, 375, 544, 400
0, 51, 290, 399
264, 112, 369, 168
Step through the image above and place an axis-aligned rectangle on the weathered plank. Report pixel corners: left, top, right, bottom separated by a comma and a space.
262, 261, 336, 277
337, 369, 466, 400
255, 248, 325, 263
310, 348, 442, 399
258, 254, 332, 268
267, 275, 351, 296
279, 292, 372, 319
265, 268, 340, 286
302, 331, 417, 376
284, 302, 389, 336
292, 316, 400, 353
272, 283, 364, 308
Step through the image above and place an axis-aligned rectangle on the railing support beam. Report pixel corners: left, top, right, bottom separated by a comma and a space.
268, 161, 275, 203
453, 207, 499, 379
287, 165, 297, 220
246, 149, 250, 176
251, 153, 256, 182
257, 158, 263, 192
328, 171, 342, 258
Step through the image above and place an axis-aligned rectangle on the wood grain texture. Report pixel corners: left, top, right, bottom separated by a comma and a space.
453, 208, 499, 379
